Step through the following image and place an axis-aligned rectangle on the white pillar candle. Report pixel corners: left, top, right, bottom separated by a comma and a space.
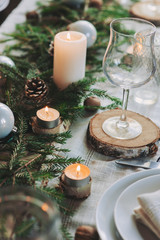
53, 31, 87, 90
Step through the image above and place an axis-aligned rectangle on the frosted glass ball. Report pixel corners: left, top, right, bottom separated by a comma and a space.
0, 103, 15, 139
68, 20, 97, 47
0, 56, 15, 67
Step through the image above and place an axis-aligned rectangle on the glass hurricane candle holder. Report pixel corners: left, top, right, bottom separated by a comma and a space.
0, 186, 61, 240
133, 29, 160, 105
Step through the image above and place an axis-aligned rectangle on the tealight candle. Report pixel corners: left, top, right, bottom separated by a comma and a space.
64, 163, 90, 187
54, 31, 87, 90
36, 106, 60, 129
60, 163, 92, 198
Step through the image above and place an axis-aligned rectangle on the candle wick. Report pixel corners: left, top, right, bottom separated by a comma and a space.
45, 110, 49, 119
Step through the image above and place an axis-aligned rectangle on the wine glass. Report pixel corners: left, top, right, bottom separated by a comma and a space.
102, 18, 156, 140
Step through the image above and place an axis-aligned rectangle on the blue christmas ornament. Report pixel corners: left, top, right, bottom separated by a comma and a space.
68, 20, 97, 47
0, 103, 15, 139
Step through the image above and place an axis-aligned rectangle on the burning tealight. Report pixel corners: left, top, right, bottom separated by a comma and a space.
60, 163, 92, 199
64, 163, 90, 187
36, 106, 60, 129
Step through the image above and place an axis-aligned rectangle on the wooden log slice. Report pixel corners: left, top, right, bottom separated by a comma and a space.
31, 117, 70, 134
130, 2, 160, 26
87, 109, 160, 158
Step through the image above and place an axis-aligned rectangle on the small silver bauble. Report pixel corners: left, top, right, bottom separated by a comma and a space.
68, 20, 97, 48
0, 56, 15, 67
0, 103, 15, 139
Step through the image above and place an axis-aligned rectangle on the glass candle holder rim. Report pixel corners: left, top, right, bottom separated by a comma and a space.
110, 17, 156, 44
153, 30, 160, 47
55, 31, 87, 43
0, 186, 60, 232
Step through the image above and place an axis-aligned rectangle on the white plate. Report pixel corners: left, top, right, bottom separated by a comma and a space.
114, 174, 160, 240
96, 169, 160, 240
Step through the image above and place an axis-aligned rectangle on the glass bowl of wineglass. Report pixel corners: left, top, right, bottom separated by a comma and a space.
102, 17, 156, 140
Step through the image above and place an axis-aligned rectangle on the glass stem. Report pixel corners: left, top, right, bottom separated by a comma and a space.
117, 88, 129, 129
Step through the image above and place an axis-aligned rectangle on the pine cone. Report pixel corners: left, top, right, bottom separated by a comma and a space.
89, 0, 103, 9
48, 41, 54, 56
25, 77, 48, 101
26, 11, 39, 23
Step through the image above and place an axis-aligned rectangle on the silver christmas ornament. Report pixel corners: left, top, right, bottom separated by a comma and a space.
68, 20, 97, 48
0, 103, 15, 139
0, 56, 15, 67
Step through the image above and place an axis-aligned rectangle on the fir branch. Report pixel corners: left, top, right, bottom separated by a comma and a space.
61, 227, 74, 240
15, 219, 36, 238
9, 115, 27, 170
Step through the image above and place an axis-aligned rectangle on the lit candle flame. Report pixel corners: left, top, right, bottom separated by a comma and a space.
41, 203, 49, 212
76, 165, 80, 176
67, 32, 71, 41
45, 106, 49, 115
134, 42, 142, 56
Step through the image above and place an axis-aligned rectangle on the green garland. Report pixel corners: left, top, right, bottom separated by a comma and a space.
0, 0, 131, 238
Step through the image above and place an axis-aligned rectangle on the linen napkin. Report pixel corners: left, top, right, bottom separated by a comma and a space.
133, 189, 160, 239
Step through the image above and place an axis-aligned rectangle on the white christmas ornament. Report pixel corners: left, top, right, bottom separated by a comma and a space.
68, 20, 97, 48
0, 56, 15, 67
